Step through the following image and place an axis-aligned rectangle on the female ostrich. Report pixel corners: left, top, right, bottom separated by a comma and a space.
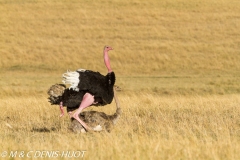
48, 46, 115, 131
70, 89, 121, 133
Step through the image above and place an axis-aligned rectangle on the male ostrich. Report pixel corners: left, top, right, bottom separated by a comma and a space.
48, 46, 115, 131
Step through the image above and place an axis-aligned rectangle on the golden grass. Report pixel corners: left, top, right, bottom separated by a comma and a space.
1, 0, 240, 76
0, 0, 240, 159
0, 94, 240, 159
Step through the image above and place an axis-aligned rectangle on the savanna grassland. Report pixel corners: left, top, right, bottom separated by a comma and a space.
0, 0, 240, 159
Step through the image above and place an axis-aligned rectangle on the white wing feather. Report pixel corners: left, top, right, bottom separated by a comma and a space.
62, 70, 80, 91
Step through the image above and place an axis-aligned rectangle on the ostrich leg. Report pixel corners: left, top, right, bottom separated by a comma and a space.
59, 101, 64, 117
71, 93, 101, 131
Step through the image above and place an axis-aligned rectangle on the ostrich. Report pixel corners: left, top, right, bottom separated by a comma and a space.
70, 89, 121, 133
47, 46, 115, 131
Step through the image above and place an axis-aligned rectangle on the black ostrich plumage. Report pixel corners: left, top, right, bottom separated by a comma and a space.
48, 70, 115, 112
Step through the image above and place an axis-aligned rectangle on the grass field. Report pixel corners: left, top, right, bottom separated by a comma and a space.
0, 0, 240, 159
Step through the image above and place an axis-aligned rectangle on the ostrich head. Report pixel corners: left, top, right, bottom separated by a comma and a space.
104, 46, 113, 51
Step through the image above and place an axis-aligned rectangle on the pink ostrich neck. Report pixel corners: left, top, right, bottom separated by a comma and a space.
104, 50, 112, 73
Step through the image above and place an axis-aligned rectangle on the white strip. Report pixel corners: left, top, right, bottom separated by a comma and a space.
5, 123, 13, 129
93, 125, 102, 131
62, 70, 80, 91
77, 68, 86, 72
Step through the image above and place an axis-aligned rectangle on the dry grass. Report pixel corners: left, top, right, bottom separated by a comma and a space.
0, 0, 240, 159
0, 95, 240, 160
1, 0, 240, 76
